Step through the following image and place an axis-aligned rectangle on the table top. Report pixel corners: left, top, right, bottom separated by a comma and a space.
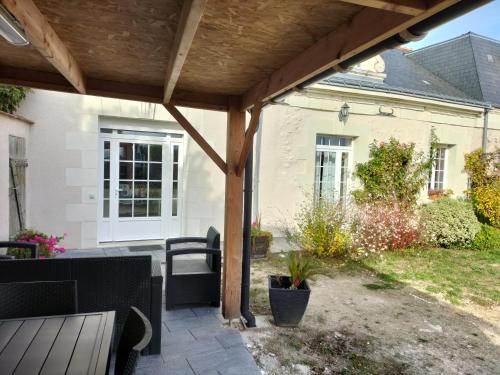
0, 311, 115, 375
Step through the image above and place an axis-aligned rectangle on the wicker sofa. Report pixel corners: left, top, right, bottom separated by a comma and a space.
0, 255, 163, 355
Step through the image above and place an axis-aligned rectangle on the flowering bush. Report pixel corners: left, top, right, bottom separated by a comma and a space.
8, 229, 66, 258
421, 198, 480, 248
350, 202, 422, 256
286, 200, 350, 257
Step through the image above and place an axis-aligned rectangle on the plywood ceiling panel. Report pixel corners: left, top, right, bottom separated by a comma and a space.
32, 0, 181, 86
176, 0, 361, 95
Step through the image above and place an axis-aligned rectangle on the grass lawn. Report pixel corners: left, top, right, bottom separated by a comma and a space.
362, 247, 500, 306
252, 246, 500, 308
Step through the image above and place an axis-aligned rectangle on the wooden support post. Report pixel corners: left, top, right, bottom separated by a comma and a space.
236, 102, 263, 176
222, 97, 246, 319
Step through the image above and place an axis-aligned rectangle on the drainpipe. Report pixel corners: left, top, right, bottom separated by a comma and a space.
482, 107, 490, 153
252, 116, 263, 218
241, 147, 256, 327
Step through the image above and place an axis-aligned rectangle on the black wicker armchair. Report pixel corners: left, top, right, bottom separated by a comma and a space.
165, 227, 221, 309
0, 241, 38, 259
115, 306, 152, 375
0, 280, 77, 319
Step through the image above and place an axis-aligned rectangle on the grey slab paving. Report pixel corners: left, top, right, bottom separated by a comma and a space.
60, 248, 260, 375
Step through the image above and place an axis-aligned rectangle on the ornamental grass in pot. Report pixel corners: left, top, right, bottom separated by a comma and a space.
268, 252, 320, 327
251, 215, 273, 259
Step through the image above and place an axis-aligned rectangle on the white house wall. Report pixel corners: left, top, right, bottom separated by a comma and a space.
17, 90, 226, 249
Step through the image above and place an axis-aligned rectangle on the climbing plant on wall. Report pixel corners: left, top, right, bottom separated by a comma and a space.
0, 84, 30, 114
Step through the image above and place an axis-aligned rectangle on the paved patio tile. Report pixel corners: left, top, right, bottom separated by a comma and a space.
163, 308, 197, 322
161, 327, 196, 346
165, 314, 221, 331
191, 306, 221, 317
162, 337, 225, 362
214, 330, 245, 349
136, 354, 165, 369
187, 346, 259, 374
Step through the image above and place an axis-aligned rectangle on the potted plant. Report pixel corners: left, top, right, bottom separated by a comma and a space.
251, 215, 273, 259
268, 252, 320, 327
8, 229, 66, 259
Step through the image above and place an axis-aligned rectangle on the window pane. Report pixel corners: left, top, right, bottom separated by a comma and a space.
135, 144, 148, 161
119, 181, 133, 198
120, 143, 133, 160
104, 181, 110, 199
104, 141, 110, 160
172, 199, 178, 216
134, 162, 148, 180
150, 163, 162, 180
119, 200, 133, 217
104, 161, 110, 179
173, 145, 179, 163
134, 200, 147, 217
103, 200, 109, 218
149, 182, 162, 198
149, 200, 161, 217
134, 182, 147, 198
150, 145, 162, 162
119, 162, 133, 179
172, 181, 178, 198
172, 164, 178, 181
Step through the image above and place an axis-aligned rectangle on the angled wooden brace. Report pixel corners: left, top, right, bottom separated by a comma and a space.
236, 102, 263, 176
164, 104, 227, 174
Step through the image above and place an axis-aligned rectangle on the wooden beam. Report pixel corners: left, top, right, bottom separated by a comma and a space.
241, 0, 460, 110
1, 0, 86, 94
222, 97, 245, 320
0, 66, 228, 111
164, 104, 227, 174
236, 102, 263, 176
163, 0, 207, 104
337, 0, 426, 16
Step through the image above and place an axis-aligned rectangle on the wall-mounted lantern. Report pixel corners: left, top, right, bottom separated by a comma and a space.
338, 102, 350, 124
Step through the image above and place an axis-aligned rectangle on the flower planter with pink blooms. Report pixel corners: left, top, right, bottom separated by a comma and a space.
8, 229, 66, 259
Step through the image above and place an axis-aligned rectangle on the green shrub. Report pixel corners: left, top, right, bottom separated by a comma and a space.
286, 200, 350, 257
421, 198, 480, 248
0, 85, 29, 114
352, 135, 436, 206
464, 148, 500, 228
471, 224, 500, 251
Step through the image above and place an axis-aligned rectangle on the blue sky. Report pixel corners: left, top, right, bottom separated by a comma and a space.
407, 1, 500, 49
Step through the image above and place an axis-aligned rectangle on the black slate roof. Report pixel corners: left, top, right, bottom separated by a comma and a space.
321, 32, 500, 107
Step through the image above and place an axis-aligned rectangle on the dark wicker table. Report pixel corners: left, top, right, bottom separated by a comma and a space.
0, 311, 115, 375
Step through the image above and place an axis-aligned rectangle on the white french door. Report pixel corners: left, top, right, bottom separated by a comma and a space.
98, 131, 183, 242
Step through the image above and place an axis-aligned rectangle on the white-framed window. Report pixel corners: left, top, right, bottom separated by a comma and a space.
314, 135, 352, 203
428, 146, 448, 191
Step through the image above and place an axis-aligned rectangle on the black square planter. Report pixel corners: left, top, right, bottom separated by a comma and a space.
268, 275, 310, 327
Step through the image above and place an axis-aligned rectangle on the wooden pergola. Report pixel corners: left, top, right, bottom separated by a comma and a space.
0, 0, 488, 319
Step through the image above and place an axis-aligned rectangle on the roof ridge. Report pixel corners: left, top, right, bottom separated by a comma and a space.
468, 32, 500, 45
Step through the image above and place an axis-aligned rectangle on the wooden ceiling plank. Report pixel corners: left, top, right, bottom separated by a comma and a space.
164, 103, 227, 174
1, 0, 87, 93
163, 0, 207, 104
241, 0, 460, 110
236, 102, 263, 176
337, 0, 427, 16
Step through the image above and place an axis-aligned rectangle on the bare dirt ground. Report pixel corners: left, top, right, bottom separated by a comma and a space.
243, 262, 500, 375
